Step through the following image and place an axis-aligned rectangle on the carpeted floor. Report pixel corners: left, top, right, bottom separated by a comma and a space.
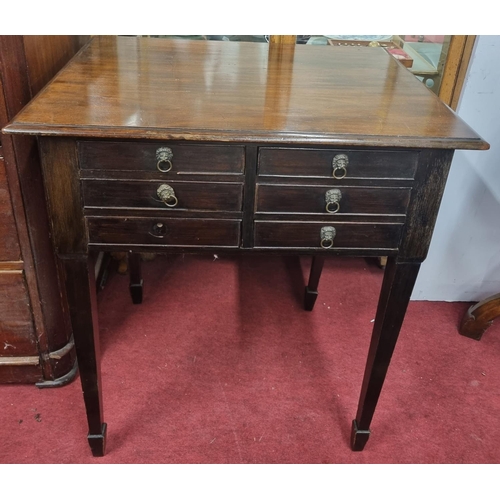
1, 254, 499, 463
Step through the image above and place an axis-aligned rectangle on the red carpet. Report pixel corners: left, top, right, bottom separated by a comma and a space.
1, 255, 499, 463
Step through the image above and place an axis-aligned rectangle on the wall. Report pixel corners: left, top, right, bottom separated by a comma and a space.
412, 35, 500, 301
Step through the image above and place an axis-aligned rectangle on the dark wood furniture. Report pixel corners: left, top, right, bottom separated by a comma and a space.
3, 36, 488, 456
0, 35, 89, 385
460, 293, 500, 340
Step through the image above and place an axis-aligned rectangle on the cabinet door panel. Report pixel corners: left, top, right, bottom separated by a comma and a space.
0, 157, 21, 260
0, 271, 37, 355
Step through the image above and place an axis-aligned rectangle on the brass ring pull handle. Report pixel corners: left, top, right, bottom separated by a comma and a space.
157, 184, 178, 207
320, 226, 336, 249
332, 154, 349, 179
156, 147, 173, 172
325, 188, 342, 213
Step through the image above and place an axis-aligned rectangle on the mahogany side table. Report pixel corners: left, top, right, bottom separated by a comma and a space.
4, 36, 488, 456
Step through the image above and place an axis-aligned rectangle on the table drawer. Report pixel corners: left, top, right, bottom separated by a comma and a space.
258, 148, 418, 179
87, 217, 241, 247
254, 221, 403, 250
256, 184, 411, 215
83, 180, 243, 212
79, 141, 245, 174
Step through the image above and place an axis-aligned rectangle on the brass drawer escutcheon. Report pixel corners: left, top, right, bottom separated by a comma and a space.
332, 154, 348, 179
320, 226, 336, 249
150, 221, 167, 238
325, 188, 342, 213
156, 184, 178, 207
156, 147, 173, 172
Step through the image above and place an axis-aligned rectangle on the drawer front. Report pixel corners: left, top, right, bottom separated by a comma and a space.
79, 141, 245, 174
256, 184, 411, 215
259, 148, 418, 179
83, 180, 243, 212
87, 217, 241, 247
254, 221, 403, 250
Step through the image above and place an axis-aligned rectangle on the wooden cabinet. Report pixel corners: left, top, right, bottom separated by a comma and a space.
0, 36, 90, 384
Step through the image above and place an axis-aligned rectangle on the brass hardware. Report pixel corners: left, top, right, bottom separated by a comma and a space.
151, 222, 167, 238
332, 154, 348, 179
325, 188, 342, 213
156, 147, 173, 172
320, 226, 336, 249
48, 335, 75, 360
0, 355, 40, 366
157, 184, 178, 207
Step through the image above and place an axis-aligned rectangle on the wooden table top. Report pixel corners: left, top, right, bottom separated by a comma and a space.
4, 36, 488, 150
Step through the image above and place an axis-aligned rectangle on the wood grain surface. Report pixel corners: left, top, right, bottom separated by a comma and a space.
258, 148, 419, 179
79, 141, 245, 174
4, 36, 488, 150
0, 271, 37, 355
82, 179, 244, 212
254, 221, 403, 250
255, 184, 411, 215
87, 216, 241, 247
0, 156, 21, 261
